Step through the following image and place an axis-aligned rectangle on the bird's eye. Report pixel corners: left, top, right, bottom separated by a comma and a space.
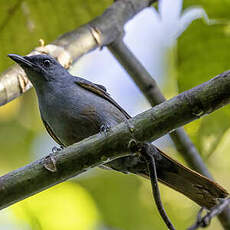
43, 59, 51, 67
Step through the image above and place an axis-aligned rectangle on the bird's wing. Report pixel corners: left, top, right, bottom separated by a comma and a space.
41, 116, 65, 146
95, 83, 107, 92
75, 77, 131, 119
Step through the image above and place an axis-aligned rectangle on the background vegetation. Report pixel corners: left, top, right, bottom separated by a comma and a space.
0, 0, 230, 229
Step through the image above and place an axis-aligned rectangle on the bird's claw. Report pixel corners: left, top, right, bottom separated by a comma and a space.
52, 146, 64, 153
100, 123, 111, 134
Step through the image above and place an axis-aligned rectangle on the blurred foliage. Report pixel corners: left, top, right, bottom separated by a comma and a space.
77, 169, 197, 230
12, 182, 100, 230
1, 0, 230, 230
178, 0, 230, 157
0, 0, 111, 72
0, 0, 111, 170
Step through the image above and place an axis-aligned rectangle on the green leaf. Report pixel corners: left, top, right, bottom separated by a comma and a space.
177, 0, 230, 157
0, 0, 112, 72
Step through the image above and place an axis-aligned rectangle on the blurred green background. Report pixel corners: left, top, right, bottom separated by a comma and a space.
1, 0, 230, 229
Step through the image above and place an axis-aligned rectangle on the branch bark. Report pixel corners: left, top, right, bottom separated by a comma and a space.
1, 0, 230, 228
108, 39, 230, 229
108, 39, 212, 178
0, 0, 154, 106
0, 70, 230, 210
188, 198, 230, 230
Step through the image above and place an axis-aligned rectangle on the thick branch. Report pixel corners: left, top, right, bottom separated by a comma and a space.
0, 0, 154, 106
0, 70, 230, 210
108, 40, 230, 229
108, 39, 212, 178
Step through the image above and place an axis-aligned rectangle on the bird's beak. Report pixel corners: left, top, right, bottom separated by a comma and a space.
8, 54, 35, 68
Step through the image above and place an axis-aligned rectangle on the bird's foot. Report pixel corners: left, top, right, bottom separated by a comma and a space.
100, 123, 111, 135
52, 145, 64, 153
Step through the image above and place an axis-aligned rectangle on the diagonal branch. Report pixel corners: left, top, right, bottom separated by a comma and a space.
0, 70, 230, 210
108, 39, 212, 178
0, 0, 155, 106
1, 0, 230, 228
108, 39, 230, 229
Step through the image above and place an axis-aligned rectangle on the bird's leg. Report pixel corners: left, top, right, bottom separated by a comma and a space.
52, 145, 64, 153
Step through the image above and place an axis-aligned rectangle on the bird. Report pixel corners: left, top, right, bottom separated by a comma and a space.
8, 53, 228, 209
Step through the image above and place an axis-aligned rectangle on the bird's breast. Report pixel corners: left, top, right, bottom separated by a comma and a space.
39, 96, 105, 146
37, 84, 127, 146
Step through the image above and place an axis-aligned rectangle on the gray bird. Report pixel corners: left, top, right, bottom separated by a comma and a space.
8, 54, 228, 209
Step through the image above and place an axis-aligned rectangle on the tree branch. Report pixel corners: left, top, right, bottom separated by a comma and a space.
108, 39, 230, 229
188, 198, 230, 230
108, 38, 212, 178
138, 143, 175, 230
0, 0, 154, 106
0, 70, 230, 210
1, 1, 230, 227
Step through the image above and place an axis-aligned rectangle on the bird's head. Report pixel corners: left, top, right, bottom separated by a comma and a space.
8, 54, 68, 89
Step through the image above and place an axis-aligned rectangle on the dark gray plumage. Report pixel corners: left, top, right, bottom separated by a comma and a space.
8, 54, 128, 146
8, 53, 228, 209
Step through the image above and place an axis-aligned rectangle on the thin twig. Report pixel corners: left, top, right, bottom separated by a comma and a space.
188, 198, 230, 230
139, 143, 175, 230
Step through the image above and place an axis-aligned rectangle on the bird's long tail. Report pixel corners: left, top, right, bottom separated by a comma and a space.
106, 146, 229, 209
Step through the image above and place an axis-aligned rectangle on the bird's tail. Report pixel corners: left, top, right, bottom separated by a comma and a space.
143, 147, 228, 209
106, 146, 229, 209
